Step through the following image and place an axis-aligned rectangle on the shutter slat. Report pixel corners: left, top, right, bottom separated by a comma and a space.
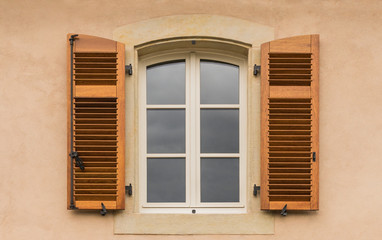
75, 140, 118, 145
269, 158, 311, 162
269, 74, 312, 78
82, 163, 117, 166
75, 125, 117, 129
75, 166, 117, 170
74, 63, 118, 67
269, 162, 312, 165
74, 179, 117, 183
75, 190, 117, 194
269, 184, 312, 189
75, 183, 117, 186
261, 35, 319, 211
67, 34, 125, 210
75, 68, 118, 73
269, 63, 312, 66
269, 189, 312, 192
74, 102, 117, 105
269, 196, 311, 201
74, 144, 117, 148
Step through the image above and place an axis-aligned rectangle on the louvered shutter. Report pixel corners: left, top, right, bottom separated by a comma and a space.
260, 35, 319, 211
67, 34, 125, 210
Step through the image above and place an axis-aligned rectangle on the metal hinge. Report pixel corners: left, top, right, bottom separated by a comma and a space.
125, 184, 133, 196
69, 34, 78, 45
125, 64, 133, 75
253, 64, 261, 76
253, 184, 260, 196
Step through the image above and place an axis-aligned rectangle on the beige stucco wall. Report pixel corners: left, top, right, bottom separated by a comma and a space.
1, 0, 382, 239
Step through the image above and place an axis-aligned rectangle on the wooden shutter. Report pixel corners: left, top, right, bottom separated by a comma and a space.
260, 35, 319, 211
67, 34, 125, 210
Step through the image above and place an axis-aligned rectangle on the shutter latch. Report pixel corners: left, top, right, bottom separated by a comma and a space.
125, 184, 133, 196
100, 203, 107, 216
69, 151, 85, 171
125, 64, 133, 75
281, 204, 287, 216
253, 184, 260, 196
253, 64, 261, 76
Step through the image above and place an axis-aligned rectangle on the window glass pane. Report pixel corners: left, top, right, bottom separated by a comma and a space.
201, 109, 239, 153
147, 61, 185, 104
147, 109, 185, 153
147, 158, 186, 202
201, 158, 239, 202
200, 60, 239, 104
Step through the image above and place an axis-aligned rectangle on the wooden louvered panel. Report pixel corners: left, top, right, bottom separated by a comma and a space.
67, 34, 125, 210
261, 35, 319, 211
268, 98, 313, 203
74, 52, 118, 85
73, 98, 118, 203
268, 52, 312, 87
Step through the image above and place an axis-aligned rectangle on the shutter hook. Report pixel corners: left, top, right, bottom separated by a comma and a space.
125, 184, 133, 196
281, 204, 287, 216
125, 64, 133, 75
253, 64, 261, 76
253, 184, 260, 196
100, 203, 107, 216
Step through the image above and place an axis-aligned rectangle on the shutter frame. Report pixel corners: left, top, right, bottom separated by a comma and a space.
67, 34, 125, 210
260, 35, 319, 211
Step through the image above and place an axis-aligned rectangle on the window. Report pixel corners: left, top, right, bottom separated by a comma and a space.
67, 15, 319, 234
139, 51, 247, 213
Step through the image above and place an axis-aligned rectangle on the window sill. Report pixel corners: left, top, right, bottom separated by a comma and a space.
114, 212, 274, 235
139, 207, 246, 214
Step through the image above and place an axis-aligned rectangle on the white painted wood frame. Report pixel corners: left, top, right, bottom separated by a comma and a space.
139, 50, 247, 214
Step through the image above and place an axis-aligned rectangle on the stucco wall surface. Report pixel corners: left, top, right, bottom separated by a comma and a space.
0, 0, 381, 240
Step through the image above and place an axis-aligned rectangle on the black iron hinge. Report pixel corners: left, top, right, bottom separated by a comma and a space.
253, 64, 261, 76
253, 184, 260, 196
125, 184, 133, 196
125, 64, 133, 75
69, 34, 78, 45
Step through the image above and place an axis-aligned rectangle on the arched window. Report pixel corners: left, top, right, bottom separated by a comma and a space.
138, 50, 247, 213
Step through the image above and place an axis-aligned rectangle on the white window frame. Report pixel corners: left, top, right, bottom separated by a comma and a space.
138, 50, 247, 214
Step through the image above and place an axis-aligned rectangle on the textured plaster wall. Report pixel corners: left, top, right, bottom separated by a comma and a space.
0, 0, 381, 240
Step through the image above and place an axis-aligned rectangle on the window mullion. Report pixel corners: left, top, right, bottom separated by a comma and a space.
183, 55, 190, 207
190, 53, 198, 207
194, 54, 202, 207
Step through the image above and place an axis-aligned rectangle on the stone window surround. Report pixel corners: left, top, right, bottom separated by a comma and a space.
113, 14, 275, 234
